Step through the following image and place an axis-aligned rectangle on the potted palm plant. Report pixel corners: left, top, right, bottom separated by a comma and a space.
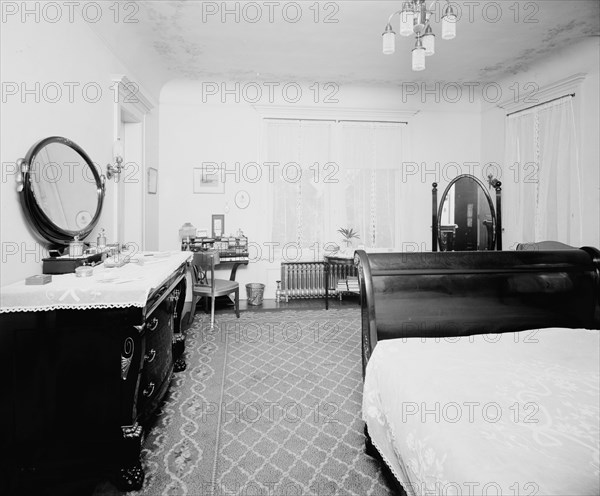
338, 228, 359, 255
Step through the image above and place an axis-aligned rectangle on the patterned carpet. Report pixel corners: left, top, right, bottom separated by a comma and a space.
95, 309, 394, 496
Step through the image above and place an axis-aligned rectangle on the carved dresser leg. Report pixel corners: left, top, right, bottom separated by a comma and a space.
115, 423, 145, 491
117, 462, 145, 491
172, 333, 186, 372
173, 357, 187, 372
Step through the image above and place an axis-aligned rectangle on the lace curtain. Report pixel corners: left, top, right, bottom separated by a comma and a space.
265, 119, 404, 252
504, 96, 582, 247
339, 122, 401, 248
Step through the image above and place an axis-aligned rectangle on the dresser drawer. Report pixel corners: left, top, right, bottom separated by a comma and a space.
138, 301, 174, 418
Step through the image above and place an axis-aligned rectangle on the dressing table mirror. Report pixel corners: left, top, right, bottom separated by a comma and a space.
432, 174, 502, 251
16, 136, 106, 272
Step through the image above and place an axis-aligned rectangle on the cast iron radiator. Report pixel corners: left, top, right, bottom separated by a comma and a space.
279, 261, 358, 301
280, 262, 326, 300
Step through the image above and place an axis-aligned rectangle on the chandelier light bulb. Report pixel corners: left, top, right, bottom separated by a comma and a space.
412, 38, 426, 71
399, 3, 415, 37
422, 24, 435, 56
382, 25, 396, 54
442, 4, 457, 40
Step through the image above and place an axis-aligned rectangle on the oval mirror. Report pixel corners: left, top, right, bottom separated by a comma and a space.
18, 136, 105, 246
437, 174, 496, 251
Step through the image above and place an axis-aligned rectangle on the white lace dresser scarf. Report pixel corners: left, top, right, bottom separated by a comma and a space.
0, 252, 191, 313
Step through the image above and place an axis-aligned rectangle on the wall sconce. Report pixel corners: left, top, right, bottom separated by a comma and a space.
487, 173, 501, 189
106, 137, 123, 179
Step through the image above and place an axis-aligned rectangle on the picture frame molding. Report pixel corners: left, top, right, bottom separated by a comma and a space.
193, 164, 225, 194
212, 214, 225, 238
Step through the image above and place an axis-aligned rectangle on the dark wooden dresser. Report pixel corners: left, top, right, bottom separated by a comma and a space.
0, 252, 190, 494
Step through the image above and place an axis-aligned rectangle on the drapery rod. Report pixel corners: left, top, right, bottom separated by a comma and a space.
506, 93, 575, 117
264, 117, 408, 124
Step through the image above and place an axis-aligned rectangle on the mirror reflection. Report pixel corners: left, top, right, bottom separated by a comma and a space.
30, 142, 99, 231
437, 175, 497, 251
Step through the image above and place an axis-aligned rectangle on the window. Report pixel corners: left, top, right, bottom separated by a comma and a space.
505, 95, 582, 246
264, 118, 405, 253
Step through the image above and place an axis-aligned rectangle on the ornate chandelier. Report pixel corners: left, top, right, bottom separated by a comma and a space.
382, 0, 457, 71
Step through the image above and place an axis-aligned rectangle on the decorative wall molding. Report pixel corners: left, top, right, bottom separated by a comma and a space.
497, 73, 587, 114
253, 105, 419, 123
111, 74, 154, 122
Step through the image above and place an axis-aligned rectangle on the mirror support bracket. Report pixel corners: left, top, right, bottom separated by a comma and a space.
494, 181, 502, 250
432, 182, 438, 252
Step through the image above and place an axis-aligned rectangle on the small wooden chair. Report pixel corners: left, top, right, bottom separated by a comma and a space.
189, 251, 240, 328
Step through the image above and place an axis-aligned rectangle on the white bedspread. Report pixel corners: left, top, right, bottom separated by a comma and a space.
363, 328, 600, 496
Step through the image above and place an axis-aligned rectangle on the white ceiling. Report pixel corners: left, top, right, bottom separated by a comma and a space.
89, 0, 600, 96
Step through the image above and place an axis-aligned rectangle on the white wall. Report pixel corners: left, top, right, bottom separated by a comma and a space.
5, 15, 593, 295
0, 11, 160, 285
159, 80, 482, 297
144, 110, 161, 250
481, 38, 600, 248
403, 107, 483, 249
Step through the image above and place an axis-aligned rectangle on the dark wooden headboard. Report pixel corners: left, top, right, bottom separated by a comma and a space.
355, 248, 600, 376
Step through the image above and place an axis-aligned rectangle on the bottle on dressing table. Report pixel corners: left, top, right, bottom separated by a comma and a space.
97, 229, 107, 251
238, 229, 248, 248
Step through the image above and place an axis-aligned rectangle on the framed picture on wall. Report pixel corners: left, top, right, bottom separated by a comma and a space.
147, 168, 158, 194
212, 215, 225, 238
193, 164, 224, 194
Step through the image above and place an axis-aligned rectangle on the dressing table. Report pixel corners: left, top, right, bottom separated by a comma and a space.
1, 137, 187, 493
0, 253, 189, 491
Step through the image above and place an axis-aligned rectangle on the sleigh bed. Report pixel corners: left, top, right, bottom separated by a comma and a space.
355, 247, 600, 496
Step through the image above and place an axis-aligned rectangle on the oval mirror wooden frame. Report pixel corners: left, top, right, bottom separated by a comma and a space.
432, 174, 502, 251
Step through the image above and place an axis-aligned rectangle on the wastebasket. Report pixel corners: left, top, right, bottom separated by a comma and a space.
246, 283, 265, 306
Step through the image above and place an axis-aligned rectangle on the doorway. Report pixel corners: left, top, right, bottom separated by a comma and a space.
116, 110, 144, 253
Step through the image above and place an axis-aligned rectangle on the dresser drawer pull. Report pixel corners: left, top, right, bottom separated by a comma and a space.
146, 317, 159, 332
143, 382, 155, 397
172, 289, 180, 319
145, 349, 157, 363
